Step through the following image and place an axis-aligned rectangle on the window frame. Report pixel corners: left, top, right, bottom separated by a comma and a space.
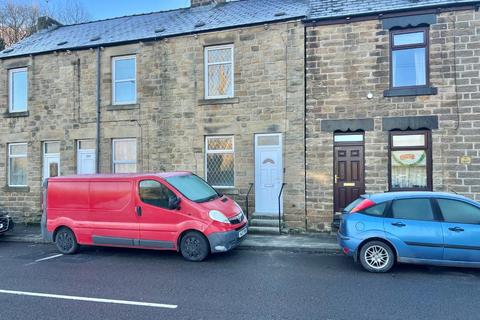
204, 44, 235, 100
112, 55, 137, 105
112, 138, 137, 173
8, 67, 28, 113
389, 27, 429, 90
205, 135, 235, 189
388, 130, 432, 192
8, 142, 28, 187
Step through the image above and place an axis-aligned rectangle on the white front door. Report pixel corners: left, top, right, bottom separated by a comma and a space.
255, 133, 283, 215
43, 154, 60, 181
77, 150, 96, 174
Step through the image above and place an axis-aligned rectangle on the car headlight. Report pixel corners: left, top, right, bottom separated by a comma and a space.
209, 210, 230, 224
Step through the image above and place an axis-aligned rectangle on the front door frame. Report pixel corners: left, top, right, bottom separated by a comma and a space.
333, 132, 365, 214
254, 133, 283, 215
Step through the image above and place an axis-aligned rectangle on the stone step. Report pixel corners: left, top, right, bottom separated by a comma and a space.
248, 226, 281, 235
249, 218, 280, 227
250, 213, 279, 220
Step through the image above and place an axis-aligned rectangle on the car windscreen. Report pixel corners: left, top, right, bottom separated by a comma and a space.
343, 197, 363, 213
165, 174, 219, 203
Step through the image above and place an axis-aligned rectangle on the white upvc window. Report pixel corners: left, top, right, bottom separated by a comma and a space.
204, 44, 234, 99
112, 138, 137, 173
112, 55, 137, 105
205, 136, 235, 188
8, 143, 28, 187
8, 67, 28, 113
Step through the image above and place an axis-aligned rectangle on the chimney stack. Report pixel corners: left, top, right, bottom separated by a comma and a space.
191, 0, 227, 8
35, 16, 62, 32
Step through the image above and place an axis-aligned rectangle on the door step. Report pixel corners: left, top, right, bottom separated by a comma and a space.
248, 226, 280, 235
249, 213, 281, 234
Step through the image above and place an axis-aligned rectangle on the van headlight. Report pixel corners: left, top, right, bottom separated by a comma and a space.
209, 210, 230, 224
234, 202, 244, 214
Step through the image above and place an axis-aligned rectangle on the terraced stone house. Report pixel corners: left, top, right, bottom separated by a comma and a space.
1, 0, 480, 234
305, 0, 480, 230
0, 0, 308, 230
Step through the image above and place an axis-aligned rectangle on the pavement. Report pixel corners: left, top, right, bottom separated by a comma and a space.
2, 241, 480, 320
0, 223, 341, 253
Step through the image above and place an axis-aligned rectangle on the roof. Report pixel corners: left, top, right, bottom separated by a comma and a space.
365, 191, 477, 204
48, 171, 192, 181
0, 0, 308, 59
308, 0, 480, 21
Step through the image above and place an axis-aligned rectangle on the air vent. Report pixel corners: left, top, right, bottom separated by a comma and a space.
90, 36, 101, 41
195, 21, 206, 28
155, 27, 165, 33
274, 11, 286, 17
57, 41, 68, 46
2, 48, 14, 53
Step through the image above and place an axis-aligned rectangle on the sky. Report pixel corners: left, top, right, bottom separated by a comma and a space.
12, 0, 192, 21
78, 0, 191, 20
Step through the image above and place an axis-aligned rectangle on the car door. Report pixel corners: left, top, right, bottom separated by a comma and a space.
384, 198, 443, 260
136, 179, 184, 250
436, 198, 480, 262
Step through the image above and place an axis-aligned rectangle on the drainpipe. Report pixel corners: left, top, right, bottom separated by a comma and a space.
95, 47, 101, 173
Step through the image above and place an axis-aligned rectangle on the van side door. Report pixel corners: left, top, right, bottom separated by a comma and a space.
136, 179, 184, 250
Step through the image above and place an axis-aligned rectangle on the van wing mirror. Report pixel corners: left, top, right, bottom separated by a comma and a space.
168, 196, 181, 210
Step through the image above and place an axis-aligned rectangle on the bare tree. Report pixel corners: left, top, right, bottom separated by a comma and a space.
46, 0, 91, 25
0, 1, 41, 47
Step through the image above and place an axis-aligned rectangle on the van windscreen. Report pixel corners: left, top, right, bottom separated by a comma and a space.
165, 174, 219, 203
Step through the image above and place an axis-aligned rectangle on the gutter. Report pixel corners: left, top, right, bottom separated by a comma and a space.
95, 47, 101, 173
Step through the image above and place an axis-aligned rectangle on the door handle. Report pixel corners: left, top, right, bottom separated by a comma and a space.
448, 227, 464, 232
391, 222, 406, 227
136, 206, 142, 217
334, 174, 338, 184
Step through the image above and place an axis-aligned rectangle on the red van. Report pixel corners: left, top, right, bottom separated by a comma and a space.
41, 172, 248, 261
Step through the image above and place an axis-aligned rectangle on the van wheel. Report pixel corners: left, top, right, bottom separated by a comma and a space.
180, 231, 209, 262
55, 227, 79, 254
359, 241, 394, 273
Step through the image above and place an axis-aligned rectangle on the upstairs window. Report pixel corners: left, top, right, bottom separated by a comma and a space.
204, 45, 234, 99
390, 28, 428, 88
112, 56, 136, 105
9, 68, 28, 113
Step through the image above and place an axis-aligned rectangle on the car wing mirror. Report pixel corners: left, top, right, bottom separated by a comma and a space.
168, 196, 181, 210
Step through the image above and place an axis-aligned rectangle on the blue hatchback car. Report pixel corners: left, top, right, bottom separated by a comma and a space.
338, 192, 480, 272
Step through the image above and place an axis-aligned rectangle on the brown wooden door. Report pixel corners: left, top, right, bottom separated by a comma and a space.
334, 145, 365, 212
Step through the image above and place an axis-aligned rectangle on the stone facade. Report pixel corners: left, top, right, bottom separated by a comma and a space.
306, 8, 480, 231
0, 21, 306, 227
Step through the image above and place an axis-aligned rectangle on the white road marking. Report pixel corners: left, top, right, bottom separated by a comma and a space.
34, 254, 63, 262
0, 289, 178, 309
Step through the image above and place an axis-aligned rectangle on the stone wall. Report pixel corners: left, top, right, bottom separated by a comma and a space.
305, 9, 480, 231
0, 21, 306, 228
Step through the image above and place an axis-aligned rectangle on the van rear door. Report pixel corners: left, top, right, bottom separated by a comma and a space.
88, 180, 139, 247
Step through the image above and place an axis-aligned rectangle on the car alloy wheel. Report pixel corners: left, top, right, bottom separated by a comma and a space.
359, 240, 394, 273
364, 245, 389, 270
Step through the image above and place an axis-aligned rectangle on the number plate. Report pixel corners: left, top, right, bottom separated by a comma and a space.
238, 227, 247, 238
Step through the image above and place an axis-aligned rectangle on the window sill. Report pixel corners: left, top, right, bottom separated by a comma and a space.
3, 186, 30, 193
384, 87, 437, 97
4, 111, 29, 118
198, 97, 239, 105
107, 104, 139, 111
